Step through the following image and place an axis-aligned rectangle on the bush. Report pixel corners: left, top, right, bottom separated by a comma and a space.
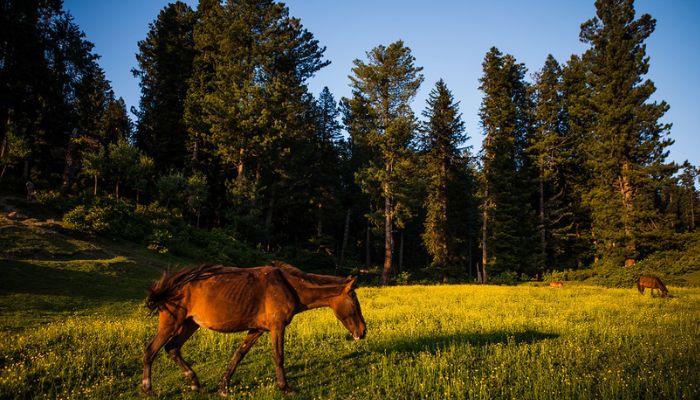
63, 197, 148, 240
543, 268, 595, 283
137, 202, 183, 253
35, 190, 79, 213
488, 270, 520, 285
169, 225, 265, 266
553, 232, 700, 288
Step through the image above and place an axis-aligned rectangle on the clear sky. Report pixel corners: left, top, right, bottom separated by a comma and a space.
62, 0, 699, 166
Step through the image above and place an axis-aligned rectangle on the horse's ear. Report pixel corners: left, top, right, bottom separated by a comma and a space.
344, 276, 358, 293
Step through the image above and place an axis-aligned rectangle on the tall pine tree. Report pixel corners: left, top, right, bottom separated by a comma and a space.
133, 1, 196, 173
580, 0, 674, 266
420, 79, 474, 279
479, 47, 537, 279
531, 55, 582, 271
347, 40, 424, 285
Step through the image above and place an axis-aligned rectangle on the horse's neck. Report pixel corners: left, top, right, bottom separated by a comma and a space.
283, 273, 342, 311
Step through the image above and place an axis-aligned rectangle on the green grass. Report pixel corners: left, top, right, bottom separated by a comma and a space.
1, 214, 699, 399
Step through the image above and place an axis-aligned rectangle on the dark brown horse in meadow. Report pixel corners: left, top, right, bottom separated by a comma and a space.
637, 275, 669, 298
141, 261, 366, 396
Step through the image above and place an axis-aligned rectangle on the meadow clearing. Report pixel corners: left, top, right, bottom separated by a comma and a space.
1, 214, 699, 399
2, 282, 699, 399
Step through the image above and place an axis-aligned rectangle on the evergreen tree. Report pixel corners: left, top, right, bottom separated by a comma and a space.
420, 79, 473, 279
183, 0, 225, 225
531, 55, 582, 271
340, 94, 379, 270
560, 54, 596, 267
479, 47, 537, 279
580, 0, 674, 266
185, 0, 329, 238
133, 1, 195, 173
348, 40, 424, 285
309, 87, 343, 245
677, 161, 698, 231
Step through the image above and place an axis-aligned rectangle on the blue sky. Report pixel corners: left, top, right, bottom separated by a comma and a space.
63, 0, 699, 166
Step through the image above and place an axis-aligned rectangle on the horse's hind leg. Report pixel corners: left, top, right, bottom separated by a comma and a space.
165, 318, 201, 391
219, 329, 263, 396
142, 309, 183, 395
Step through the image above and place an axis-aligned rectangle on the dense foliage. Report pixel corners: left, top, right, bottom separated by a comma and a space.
1, 0, 698, 284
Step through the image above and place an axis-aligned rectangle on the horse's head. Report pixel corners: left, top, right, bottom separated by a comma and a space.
330, 276, 366, 340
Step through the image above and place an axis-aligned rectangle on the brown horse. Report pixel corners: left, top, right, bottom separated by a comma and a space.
549, 281, 564, 288
141, 261, 366, 396
637, 275, 669, 298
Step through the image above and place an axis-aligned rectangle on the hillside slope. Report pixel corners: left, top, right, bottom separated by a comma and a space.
0, 200, 193, 332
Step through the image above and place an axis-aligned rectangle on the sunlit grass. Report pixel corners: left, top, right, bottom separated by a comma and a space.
1, 284, 698, 399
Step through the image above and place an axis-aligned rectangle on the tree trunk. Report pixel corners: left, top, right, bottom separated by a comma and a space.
115, 178, 120, 200
338, 208, 351, 275
398, 229, 404, 274
265, 191, 275, 232
60, 130, 80, 195
481, 198, 489, 284
316, 203, 323, 238
690, 190, 696, 231
619, 162, 636, 267
0, 134, 7, 180
365, 218, 371, 269
467, 234, 473, 281
539, 165, 546, 269
382, 192, 393, 285
93, 175, 98, 196
236, 147, 246, 182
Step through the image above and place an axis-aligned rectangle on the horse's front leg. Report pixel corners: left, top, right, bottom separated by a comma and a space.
165, 319, 200, 392
271, 325, 296, 396
142, 311, 180, 395
219, 329, 264, 397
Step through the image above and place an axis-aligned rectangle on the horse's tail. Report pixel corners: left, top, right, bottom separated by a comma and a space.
637, 277, 644, 294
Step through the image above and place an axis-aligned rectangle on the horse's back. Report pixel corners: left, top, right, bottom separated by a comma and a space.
184, 266, 297, 332
639, 275, 662, 288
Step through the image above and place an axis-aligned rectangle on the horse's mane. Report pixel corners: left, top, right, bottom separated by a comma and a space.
271, 261, 347, 286
145, 264, 229, 312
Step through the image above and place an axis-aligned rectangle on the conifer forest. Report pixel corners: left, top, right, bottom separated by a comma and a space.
1, 0, 698, 286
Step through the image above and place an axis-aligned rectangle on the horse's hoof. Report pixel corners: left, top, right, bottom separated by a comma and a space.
140, 386, 153, 396
281, 386, 298, 396
218, 387, 229, 397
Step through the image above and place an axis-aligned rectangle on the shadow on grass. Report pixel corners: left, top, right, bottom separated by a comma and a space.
0, 259, 159, 304
368, 329, 559, 355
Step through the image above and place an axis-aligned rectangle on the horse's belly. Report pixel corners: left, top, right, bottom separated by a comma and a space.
187, 284, 265, 332
184, 273, 295, 332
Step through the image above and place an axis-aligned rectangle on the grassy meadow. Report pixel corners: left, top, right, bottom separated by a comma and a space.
1, 213, 699, 399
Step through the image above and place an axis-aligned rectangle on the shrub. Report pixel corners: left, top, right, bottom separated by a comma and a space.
488, 270, 520, 285
35, 190, 78, 213
63, 197, 148, 240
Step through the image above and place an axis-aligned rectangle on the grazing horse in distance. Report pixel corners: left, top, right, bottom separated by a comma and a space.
141, 261, 366, 396
549, 281, 564, 288
637, 275, 669, 298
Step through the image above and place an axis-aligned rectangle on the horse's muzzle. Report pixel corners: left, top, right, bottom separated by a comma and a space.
353, 328, 366, 340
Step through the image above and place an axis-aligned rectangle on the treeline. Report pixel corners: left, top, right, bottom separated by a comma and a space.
1, 0, 698, 284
